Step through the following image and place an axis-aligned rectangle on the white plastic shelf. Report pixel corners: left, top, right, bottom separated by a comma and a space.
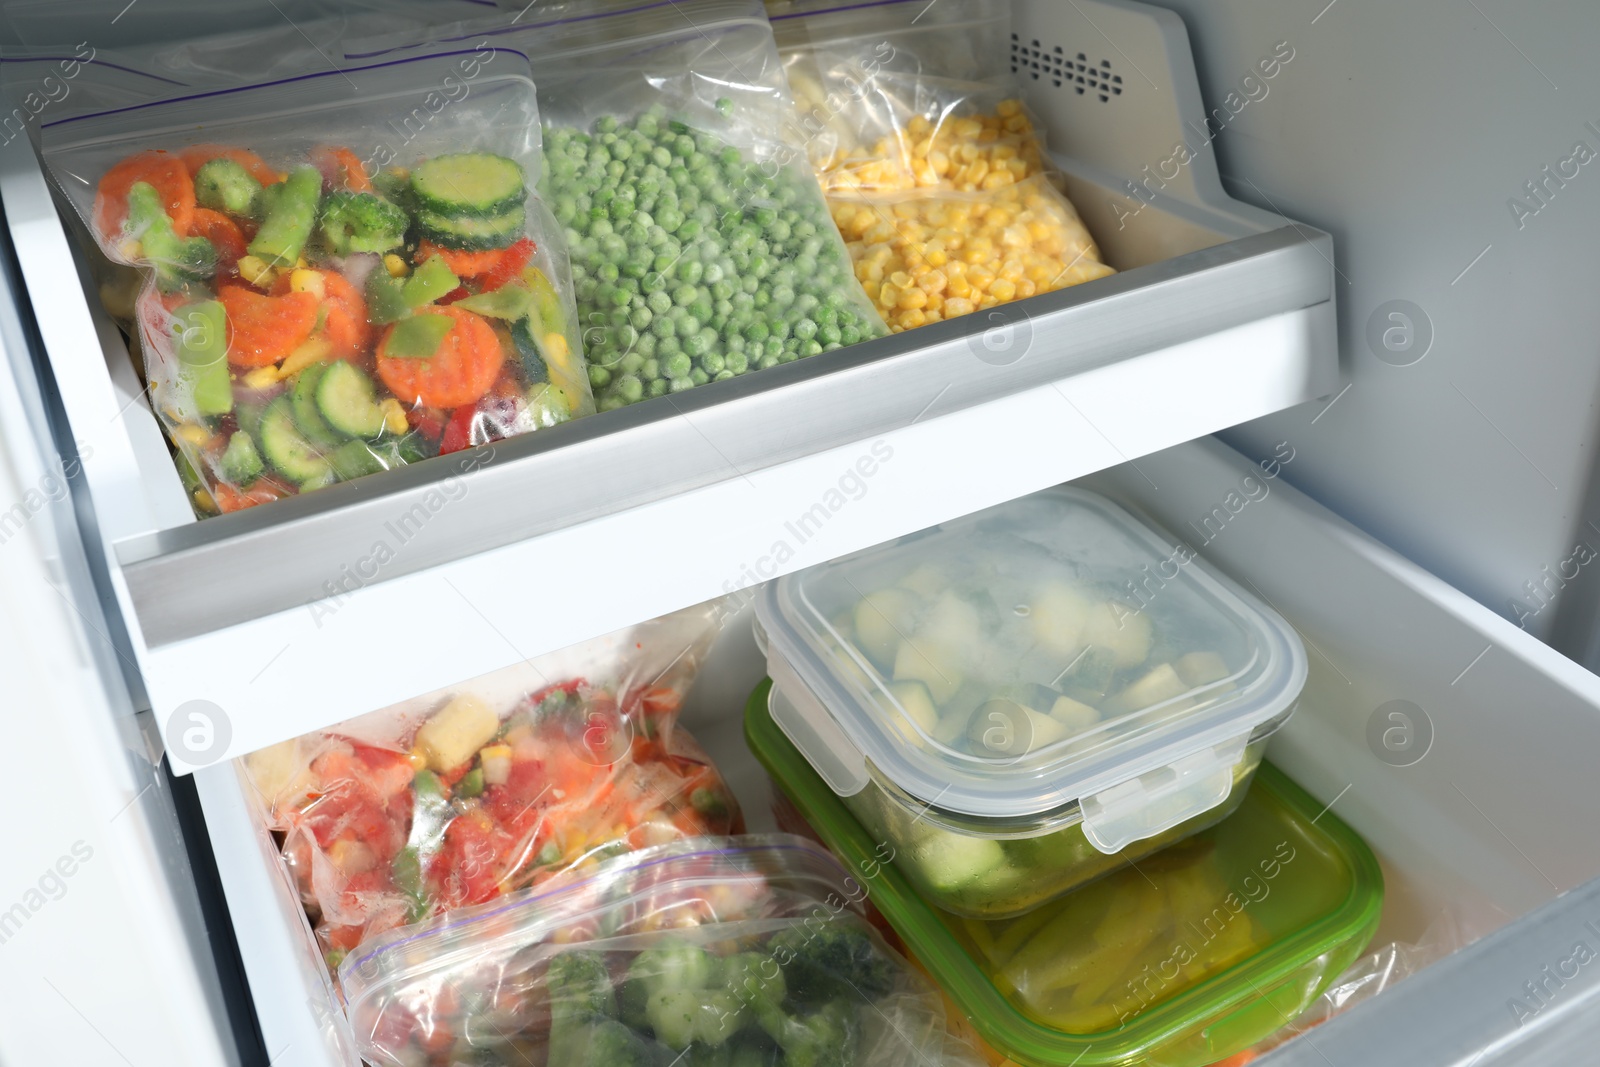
3, 0, 1338, 771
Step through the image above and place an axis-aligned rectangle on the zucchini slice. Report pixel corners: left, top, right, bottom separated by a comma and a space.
259, 396, 331, 486
417, 204, 525, 251
316, 360, 386, 439
410, 153, 526, 218
290, 363, 345, 449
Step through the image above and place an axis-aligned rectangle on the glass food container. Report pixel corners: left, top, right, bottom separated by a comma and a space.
755, 486, 1308, 918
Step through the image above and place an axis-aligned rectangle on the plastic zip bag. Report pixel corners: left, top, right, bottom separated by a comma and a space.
767, 0, 1114, 333
349, 0, 888, 411
341, 834, 987, 1067
40, 48, 592, 517
242, 601, 745, 978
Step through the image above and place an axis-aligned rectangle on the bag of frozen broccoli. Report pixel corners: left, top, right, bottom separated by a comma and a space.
348, 0, 887, 411
39, 48, 592, 517
341, 834, 987, 1067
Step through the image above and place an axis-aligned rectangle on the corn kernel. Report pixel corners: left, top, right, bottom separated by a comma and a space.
383, 254, 410, 278
996, 98, 1022, 118
177, 423, 209, 446
897, 309, 927, 329
380, 398, 409, 435
243, 366, 281, 390
898, 287, 928, 310
289, 269, 326, 300
237, 255, 274, 288
990, 278, 1018, 302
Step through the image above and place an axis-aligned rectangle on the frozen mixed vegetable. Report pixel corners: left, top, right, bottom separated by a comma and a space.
342, 836, 986, 1067
85, 141, 588, 515
247, 670, 740, 973
542, 105, 887, 410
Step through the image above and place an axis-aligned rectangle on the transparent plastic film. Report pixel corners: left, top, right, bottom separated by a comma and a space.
240, 602, 742, 979
350, 0, 890, 411
341, 834, 986, 1067
39, 50, 592, 518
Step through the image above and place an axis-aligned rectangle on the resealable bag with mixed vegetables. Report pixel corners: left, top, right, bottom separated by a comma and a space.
349, 0, 887, 411
241, 601, 742, 975
40, 49, 591, 517
767, 0, 1114, 333
341, 834, 987, 1067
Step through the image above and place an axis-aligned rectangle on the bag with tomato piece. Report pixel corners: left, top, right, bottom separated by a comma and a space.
241, 600, 743, 978
39, 48, 593, 518
340, 834, 988, 1067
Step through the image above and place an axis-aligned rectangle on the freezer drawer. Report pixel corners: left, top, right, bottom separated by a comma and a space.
3, 0, 1338, 775
196, 434, 1600, 1067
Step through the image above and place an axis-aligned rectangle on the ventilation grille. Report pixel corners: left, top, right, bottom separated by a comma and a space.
1011, 35, 1122, 102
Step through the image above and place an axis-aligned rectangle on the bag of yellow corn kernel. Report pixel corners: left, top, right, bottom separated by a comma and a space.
766, 0, 1116, 333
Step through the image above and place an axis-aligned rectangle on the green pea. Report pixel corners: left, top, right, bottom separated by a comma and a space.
647, 290, 673, 315
672, 285, 698, 308
642, 358, 661, 380
701, 350, 726, 375
725, 350, 750, 375
617, 374, 644, 403
588, 364, 612, 389
669, 376, 695, 393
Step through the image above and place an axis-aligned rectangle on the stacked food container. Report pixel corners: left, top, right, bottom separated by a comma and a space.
749, 487, 1383, 1065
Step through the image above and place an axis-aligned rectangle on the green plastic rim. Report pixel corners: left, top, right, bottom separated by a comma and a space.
745, 679, 1385, 1067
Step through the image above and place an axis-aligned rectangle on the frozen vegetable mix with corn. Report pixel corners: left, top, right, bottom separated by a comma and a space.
82, 142, 589, 516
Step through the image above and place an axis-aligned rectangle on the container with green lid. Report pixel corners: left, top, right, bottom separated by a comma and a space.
746, 679, 1384, 1067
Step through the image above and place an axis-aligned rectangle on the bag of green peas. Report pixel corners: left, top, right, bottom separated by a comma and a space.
348, 0, 888, 410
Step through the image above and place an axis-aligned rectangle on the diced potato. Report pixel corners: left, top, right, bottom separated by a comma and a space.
1029, 581, 1092, 655
1175, 650, 1230, 687
893, 640, 962, 704
415, 693, 500, 773
1049, 694, 1100, 732
854, 587, 923, 666
933, 712, 970, 747
1108, 662, 1189, 712
1083, 600, 1153, 668
244, 739, 315, 809
896, 562, 948, 599
888, 680, 939, 744
917, 590, 984, 651
967, 698, 1069, 756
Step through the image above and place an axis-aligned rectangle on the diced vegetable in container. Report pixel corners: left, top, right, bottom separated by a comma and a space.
341, 834, 989, 1067
40, 51, 591, 517
755, 486, 1308, 918
748, 680, 1384, 1067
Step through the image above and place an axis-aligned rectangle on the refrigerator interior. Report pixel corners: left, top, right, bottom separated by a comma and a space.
1, 1, 1595, 1065
197, 436, 1600, 1067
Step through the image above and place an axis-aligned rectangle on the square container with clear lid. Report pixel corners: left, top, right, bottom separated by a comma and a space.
755, 486, 1308, 918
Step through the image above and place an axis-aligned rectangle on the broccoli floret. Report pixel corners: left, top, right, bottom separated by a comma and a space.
547, 950, 617, 1024
629, 943, 717, 997
546, 951, 620, 1066
725, 953, 786, 1016
768, 923, 898, 1006
569, 1018, 653, 1067
318, 190, 408, 255
691, 786, 731, 819
193, 157, 262, 217
125, 181, 216, 292
762, 999, 858, 1067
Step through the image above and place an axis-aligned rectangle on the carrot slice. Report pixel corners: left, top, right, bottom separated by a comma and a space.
311, 145, 373, 193
188, 209, 247, 273
94, 150, 195, 241
276, 270, 371, 360
318, 271, 372, 360
178, 144, 282, 186
415, 239, 515, 280
375, 306, 504, 409
219, 285, 320, 368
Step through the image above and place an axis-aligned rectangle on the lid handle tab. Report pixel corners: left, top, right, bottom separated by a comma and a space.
1079, 732, 1251, 854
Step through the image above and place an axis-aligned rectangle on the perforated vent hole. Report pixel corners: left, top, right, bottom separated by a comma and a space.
1010, 34, 1121, 101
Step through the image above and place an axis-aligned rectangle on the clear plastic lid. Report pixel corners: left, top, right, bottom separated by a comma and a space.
757, 487, 1307, 849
